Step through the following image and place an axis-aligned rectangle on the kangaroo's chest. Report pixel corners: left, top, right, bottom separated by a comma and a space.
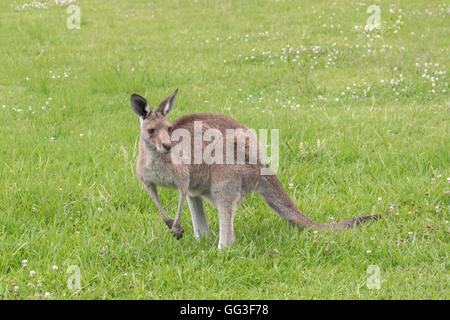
137, 153, 177, 189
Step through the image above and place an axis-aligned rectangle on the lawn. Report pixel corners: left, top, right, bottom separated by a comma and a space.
0, 0, 448, 299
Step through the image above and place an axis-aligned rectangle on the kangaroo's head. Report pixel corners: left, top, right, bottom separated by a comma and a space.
130, 89, 178, 154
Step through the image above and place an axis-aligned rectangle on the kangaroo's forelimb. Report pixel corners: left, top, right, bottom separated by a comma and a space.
144, 183, 174, 229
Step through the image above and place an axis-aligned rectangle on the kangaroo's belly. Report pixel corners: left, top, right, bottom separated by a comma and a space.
188, 185, 217, 208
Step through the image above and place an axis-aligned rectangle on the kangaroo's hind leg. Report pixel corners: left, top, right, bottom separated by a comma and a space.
187, 196, 210, 241
213, 176, 245, 248
217, 199, 239, 249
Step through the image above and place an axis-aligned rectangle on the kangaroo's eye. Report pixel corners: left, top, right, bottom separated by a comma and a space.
148, 128, 155, 135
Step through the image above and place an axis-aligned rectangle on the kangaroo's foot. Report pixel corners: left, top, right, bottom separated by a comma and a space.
171, 225, 184, 240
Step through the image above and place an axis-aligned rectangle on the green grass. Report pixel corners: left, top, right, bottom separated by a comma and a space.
0, 0, 448, 299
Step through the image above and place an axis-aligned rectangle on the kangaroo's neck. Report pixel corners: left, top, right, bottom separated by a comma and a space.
137, 139, 177, 189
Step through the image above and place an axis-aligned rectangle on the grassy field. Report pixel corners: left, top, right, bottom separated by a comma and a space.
0, 0, 448, 299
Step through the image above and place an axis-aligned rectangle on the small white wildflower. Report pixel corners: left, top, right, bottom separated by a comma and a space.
366, 250, 372, 254
52, 265, 58, 270
30, 270, 36, 277
44, 292, 51, 298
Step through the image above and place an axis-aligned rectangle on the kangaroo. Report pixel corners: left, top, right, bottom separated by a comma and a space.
131, 89, 381, 248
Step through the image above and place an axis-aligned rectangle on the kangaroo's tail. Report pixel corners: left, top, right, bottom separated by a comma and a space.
256, 174, 382, 230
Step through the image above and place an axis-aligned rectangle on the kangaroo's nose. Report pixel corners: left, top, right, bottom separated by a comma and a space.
162, 143, 171, 151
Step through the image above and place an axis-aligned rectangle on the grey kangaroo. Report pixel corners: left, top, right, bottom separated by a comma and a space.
131, 89, 380, 248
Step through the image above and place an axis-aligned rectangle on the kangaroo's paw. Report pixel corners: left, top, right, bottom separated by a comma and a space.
164, 218, 175, 229
171, 225, 184, 240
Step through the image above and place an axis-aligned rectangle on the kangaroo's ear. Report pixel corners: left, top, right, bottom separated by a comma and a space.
156, 88, 178, 116
130, 94, 151, 118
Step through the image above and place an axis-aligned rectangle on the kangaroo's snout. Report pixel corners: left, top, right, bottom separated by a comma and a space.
162, 143, 172, 152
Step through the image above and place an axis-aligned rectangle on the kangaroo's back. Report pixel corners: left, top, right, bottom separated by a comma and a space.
172, 113, 249, 133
